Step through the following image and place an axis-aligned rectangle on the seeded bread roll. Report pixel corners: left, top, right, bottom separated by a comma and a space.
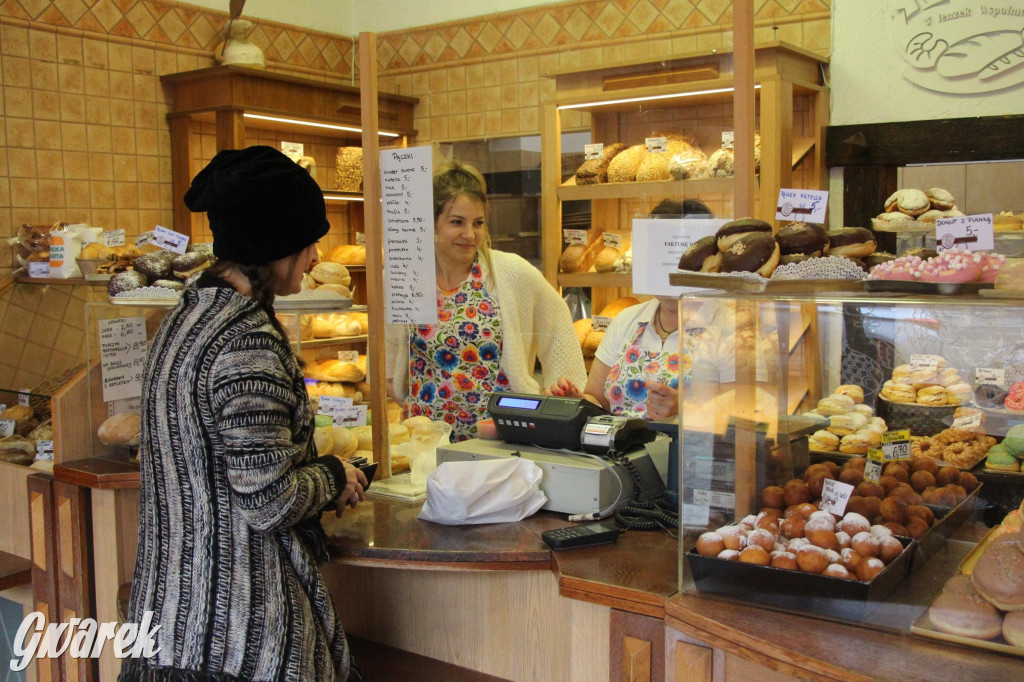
574, 143, 627, 185
716, 218, 773, 252
606, 144, 646, 182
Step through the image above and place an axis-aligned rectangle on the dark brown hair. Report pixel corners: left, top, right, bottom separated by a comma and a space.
206, 259, 291, 341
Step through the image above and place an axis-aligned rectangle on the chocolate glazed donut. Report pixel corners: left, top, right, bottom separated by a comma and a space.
720, 232, 780, 277
776, 222, 828, 256
677, 236, 722, 272
716, 218, 773, 252
827, 227, 877, 258
974, 384, 1008, 409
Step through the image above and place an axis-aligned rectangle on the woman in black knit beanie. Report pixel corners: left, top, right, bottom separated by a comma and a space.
120, 146, 367, 681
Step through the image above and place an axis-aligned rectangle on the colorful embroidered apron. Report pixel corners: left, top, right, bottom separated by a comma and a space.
405, 260, 509, 441
604, 321, 702, 417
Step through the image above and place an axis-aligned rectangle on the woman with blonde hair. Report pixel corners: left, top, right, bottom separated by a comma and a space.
387, 160, 585, 441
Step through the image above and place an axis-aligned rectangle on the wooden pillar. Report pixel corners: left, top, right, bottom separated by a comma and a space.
215, 109, 246, 151
359, 32, 390, 477
758, 78, 793, 224
168, 116, 194, 239
732, 0, 755, 219
540, 103, 561, 287
54, 480, 95, 682
28, 473, 61, 682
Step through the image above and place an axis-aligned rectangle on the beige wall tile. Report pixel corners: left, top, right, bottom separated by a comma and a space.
83, 39, 108, 69
67, 179, 91, 208
62, 123, 88, 152
88, 152, 113, 181
110, 71, 133, 99
7, 148, 36, 178
35, 150, 64, 180
60, 93, 87, 122
31, 60, 59, 92
64, 151, 90, 180
5, 86, 33, 118
3, 56, 32, 88
59, 64, 86, 94
2, 25, 31, 58
6, 118, 34, 148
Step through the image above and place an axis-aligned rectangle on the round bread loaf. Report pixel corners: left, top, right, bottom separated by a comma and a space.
716, 218, 773, 252
827, 227, 876, 258
677, 236, 722, 272
594, 246, 622, 272
97, 412, 141, 447
310, 262, 351, 286
720, 232, 779, 277
972, 538, 1024, 611
776, 222, 828, 256
598, 297, 640, 318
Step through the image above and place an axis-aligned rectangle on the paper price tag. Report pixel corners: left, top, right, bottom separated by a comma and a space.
0, 420, 14, 438
721, 131, 735, 149
280, 141, 304, 160
564, 229, 588, 245
18, 390, 31, 406
603, 233, 623, 248
28, 261, 49, 278
98, 316, 148, 403
103, 229, 126, 247
910, 354, 940, 372
333, 404, 367, 426
318, 395, 355, 421
953, 413, 983, 430
692, 488, 735, 510
151, 225, 189, 254
591, 315, 613, 332
936, 214, 994, 253
645, 136, 667, 154
819, 479, 855, 516
881, 429, 911, 461
776, 188, 828, 223
683, 503, 711, 527
337, 350, 360, 363
865, 448, 884, 482
107, 397, 141, 417
135, 231, 153, 248
355, 232, 366, 246
0, 404, 6, 412
584, 143, 604, 161
36, 440, 54, 460
975, 367, 1005, 386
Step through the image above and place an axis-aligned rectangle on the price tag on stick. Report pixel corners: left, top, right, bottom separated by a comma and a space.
865, 448, 884, 483
881, 429, 911, 461
584, 143, 604, 161
935, 214, 994, 253
819, 479, 855, 516
975, 367, 1005, 386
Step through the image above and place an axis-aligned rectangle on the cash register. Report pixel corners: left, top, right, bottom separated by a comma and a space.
436, 393, 666, 516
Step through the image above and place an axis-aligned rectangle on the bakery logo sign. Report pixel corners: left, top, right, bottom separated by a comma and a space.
10, 611, 161, 671
892, 0, 1024, 94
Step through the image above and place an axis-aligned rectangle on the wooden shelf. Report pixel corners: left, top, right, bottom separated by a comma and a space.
558, 272, 632, 288
323, 189, 365, 202
557, 176, 735, 201
301, 334, 368, 348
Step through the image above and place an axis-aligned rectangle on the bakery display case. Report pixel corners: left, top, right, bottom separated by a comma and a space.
540, 42, 829, 312
675, 286, 1024, 654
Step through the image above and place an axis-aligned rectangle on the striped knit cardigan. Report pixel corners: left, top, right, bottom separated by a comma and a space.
120, 275, 351, 681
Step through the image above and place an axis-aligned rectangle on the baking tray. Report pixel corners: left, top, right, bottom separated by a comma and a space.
863, 279, 994, 295
276, 296, 353, 312
958, 525, 999, 575
978, 289, 1024, 300
911, 606, 1024, 658
912, 486, 983, 568
687, 536, 913, 621
668, 271, 864, 294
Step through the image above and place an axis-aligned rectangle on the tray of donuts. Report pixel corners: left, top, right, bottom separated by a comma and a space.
802, 384, 888, 459
875, 358, 974, 437
687, 495, 914, 621
911, 505, 1024, 656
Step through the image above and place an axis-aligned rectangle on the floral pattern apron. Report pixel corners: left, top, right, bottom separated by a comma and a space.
405, 260, 509, 441
604, 320, 704, 417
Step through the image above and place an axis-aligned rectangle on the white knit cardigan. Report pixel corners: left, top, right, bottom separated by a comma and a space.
386, 250, 586, 400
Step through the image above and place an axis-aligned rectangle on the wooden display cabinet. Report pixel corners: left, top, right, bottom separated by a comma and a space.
540, 42, 829, 311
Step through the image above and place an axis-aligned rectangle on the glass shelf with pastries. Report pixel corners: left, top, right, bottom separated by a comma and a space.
675, 286, 1024, 653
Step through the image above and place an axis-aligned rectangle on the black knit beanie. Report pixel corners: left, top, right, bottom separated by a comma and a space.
184, 145, 330, 265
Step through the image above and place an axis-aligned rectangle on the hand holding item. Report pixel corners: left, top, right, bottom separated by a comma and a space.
325, 458, 367, 517
547, 377, 583, 398
646, 380, 678, 421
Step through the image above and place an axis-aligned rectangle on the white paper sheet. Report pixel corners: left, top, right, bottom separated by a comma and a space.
631, 218, 727, 296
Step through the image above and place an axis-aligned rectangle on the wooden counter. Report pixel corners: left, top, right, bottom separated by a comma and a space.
53, 462, 1023, 681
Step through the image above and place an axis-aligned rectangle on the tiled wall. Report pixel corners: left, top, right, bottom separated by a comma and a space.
0, 0, 831, 389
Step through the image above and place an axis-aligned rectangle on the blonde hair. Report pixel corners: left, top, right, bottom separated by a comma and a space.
434, 160, 492, 271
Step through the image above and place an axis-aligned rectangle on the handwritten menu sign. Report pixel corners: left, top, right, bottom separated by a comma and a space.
152, 225, 189, 254
936, 214, 995, 253
99, 317, 148, 403
381, 146, 437, 325
776, 188, 828, 223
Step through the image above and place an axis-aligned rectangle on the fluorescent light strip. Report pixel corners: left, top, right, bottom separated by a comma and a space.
324, 195, 364, 202
243, 113, 401, 138
557, 84, 761, 110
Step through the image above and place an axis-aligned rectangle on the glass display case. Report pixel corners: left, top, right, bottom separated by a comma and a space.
676, 287, 1024, 654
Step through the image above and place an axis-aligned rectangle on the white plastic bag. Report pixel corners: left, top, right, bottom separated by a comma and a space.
417, 458, 547, 525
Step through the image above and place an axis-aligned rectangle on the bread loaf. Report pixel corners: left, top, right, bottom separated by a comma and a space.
594, 246, 622, 272
311, 313, 363, 338
598, 296, 640, 318
346, 311, 369, 333
335, 147, 363, 192
573, 318, 592, 347
97, 412, 141, 447
306, 357, 366, 383
326, 244, 366, 265
559, 234, 606, 273
310, 262, 351, 286
607, 144, 646, 182
574, 143, 627, 185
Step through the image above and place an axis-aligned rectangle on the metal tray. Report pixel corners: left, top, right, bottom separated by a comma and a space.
276, 296, 353, 312
108, 295, 179, 306
687, 536, 913, 621
669, 271, 864, 293
863, 279, 994, 295
912, 486, 983, 568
